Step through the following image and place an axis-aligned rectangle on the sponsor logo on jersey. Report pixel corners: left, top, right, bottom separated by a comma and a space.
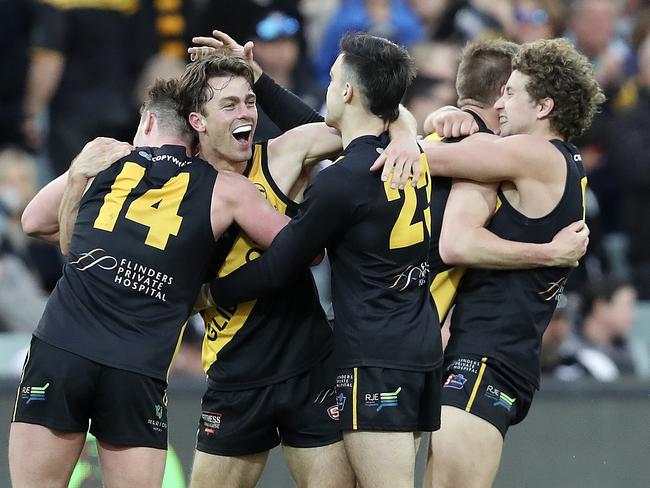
443, 373, 467, 390
71, 248, 118, 271
365, 387, 402, 411
21, 383, 49, 404
538, 277, 568, 302
336, 373, 354, 389
201, 411, 222, 435
327, 405, 339, 420
313, 388, 336, 404
390, 261, 430, 291
336, 392, 346, 412
72, 250, 174, 303
448, 358, 480, 374
485, 385, 516, 411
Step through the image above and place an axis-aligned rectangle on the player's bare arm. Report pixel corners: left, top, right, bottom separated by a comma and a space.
423, 106, 480, 139
21, 137, 131, 248
440, 179, 589, 269
21, 172, 66, 244
210, 170, 290, 247
59, 138, 133, 254
265, 122, 342, 192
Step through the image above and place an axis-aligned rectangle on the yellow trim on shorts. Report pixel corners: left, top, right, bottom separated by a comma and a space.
12, 343, 32, 421
352, 367, 358, 430
465, 357, 488, 412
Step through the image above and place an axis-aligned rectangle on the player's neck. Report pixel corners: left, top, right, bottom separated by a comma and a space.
339, 112, 387, 150
147, 136, 191, 156
202, 153, 249, 174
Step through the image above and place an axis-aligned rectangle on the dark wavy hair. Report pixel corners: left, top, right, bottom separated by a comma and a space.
513, 38, 606, 141
340, 33, 416, 122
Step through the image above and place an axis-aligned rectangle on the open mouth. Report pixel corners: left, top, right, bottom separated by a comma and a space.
232, 124, 253, 145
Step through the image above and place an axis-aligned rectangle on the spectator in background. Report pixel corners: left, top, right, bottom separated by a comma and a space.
609, 34, 650, 299
567, 0, 633, 97
403, 76, 457, 134
314, 0, 425, 85
0, 0, 32, 148
431, 0, 511, 43
253, 11, 325, 141
22, 0, 152, 175
567, 277, 642, 380
0, 147, 48, 332
540, 299, 580, 380
508, 0, 566, 43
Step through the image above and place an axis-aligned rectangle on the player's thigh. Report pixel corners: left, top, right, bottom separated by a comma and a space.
10, 337, 97, 487
343, 430, 417, 488
429, 406, 503, 488
97, 441, 166, 488
283, 441, 355, 488
9, 422, 86, 488
278, 353, 350, 487
190, 449, 269, 488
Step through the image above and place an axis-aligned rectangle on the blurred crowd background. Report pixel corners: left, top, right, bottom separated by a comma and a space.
1, 0, 650, 383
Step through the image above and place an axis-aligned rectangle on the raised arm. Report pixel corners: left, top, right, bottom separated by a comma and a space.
190, 30, 324, 131
209, 166, 352, 306
439, 179, 589, 268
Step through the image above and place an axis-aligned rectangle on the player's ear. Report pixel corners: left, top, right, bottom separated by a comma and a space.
537, 97, 554, 119
189, 112, 207, 133
343, 82, 353, 104
143, 110, 155, 135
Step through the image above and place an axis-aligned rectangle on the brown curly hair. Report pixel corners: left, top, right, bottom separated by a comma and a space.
512, 38, 605, 140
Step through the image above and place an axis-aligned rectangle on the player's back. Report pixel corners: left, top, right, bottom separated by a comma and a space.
427, 111, 494, 323
324, 133, 441, 371
35, 145, 219, 380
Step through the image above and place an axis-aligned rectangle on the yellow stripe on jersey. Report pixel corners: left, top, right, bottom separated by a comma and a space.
580, 177, 588, 220
12, 344, 32, 421
165, 321, 187, 384
465, 357, 488, 411
201, 145, 290, 371
352, 367, 359, 430
430, 267, 466, 323
40, 0, 139, 14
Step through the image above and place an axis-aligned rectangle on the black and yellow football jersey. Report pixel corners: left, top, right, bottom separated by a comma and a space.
201, 142, 333, 390
446, 140, 588, 387
35, 145, 218, 381
427, 110, 494, 324
210, 133, 442, 372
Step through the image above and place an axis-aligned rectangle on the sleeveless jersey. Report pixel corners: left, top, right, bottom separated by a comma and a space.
428, 111, 493, 323
209, 134, 442, 371
35, 145, 218, 381
446, 140, 587, 387
201, 142, 333, 390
